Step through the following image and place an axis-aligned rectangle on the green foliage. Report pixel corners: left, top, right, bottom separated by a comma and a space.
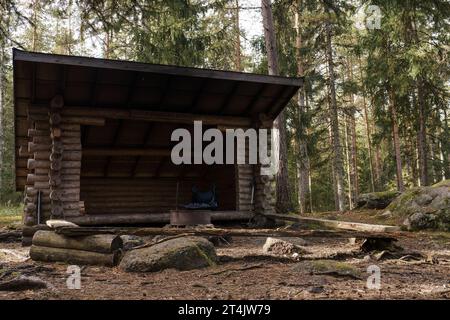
0, 0, 448, 213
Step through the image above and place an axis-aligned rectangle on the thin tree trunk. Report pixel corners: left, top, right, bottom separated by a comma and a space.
443, 107, 450, 179
0, 32, 4, 197
359, 59, 375, 192
344, 116, 353, 208
416, 81, 429, 186
32, 0, 39, 51
346, 57, 359, 202
294, 0, 309, 214
325, 14, 345, 211
389, 91, 405, 192
234, 0, 241, 71
261, 0, 291, 212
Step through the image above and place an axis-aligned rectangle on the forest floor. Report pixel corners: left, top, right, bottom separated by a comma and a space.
0, 209, 449, 300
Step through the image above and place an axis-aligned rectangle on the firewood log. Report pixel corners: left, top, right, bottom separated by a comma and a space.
30, 245, 120, 266
32, 230, 122, 253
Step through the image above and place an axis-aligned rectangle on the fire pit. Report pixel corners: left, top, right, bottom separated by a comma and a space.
170, 210, 212, 227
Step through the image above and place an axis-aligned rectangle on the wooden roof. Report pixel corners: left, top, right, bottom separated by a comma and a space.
13, 49, 302, 118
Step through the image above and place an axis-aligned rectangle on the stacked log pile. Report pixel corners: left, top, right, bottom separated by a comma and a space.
30, 230, 123, 266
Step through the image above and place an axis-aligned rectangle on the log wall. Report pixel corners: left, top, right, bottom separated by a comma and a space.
23, 97, 84, 225
80, 169, 236, 215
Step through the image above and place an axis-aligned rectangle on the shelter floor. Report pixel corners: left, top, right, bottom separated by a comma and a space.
0, 232, 449, 300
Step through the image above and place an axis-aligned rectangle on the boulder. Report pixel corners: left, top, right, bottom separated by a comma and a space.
120, 235, 145, 251
119, 236, 217, 272
262, 237, 308, 256
355, 190, 400, 209
385, 180, 450, 231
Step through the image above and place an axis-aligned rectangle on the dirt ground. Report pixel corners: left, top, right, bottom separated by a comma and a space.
1, 224, 449, 300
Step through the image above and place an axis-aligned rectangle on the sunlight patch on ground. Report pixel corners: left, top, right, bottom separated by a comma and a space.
0, 205, 22, 227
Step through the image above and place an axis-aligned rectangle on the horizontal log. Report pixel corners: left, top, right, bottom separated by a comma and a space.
83, 148, 171, 157
30, 245, 120, 266
22, 224, 52, 237
61, 124, 81, 131
28, 159, 81, 170
65, 211, 253, 225
263, 213, 401, 233
0, 230, 22, 242
61, 144, 81, 151
28, 129, 49, 137
33, 230, 122, 253
61, 137, 81, 145
26, 187, 49, 197
28, 142, 50, 152
32, 136, 51, 144
19, 146, 31, 158
31, 105, 253, 127
61, 175, 81, 181
61, 130, 81, 137
62, 116, 105, 126
34, 121, 50, 130
27, 174, 48, 184
34, 151, 82, 161
55, 226, 401, 240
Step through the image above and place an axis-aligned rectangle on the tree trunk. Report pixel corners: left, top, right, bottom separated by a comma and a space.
359, 59, 375, 192
294, 0, 310, 214
416, 81, 429, 186
0, 33, 4, 196
261, 0, 291, 212
325, 15, 345, 211
347, 58, 359, 200
389, 91, 405, 192
234, 0, 241, 71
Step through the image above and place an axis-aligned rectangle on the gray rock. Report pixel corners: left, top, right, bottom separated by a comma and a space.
403, 212, 437, 230
380, 210, 393, 218
356, 191, 400, 209
120, 235, 145, 251
119, 236, 217, 272
414, 194, 433, 206
263, 237, 308, 256
387, 179, 450, 231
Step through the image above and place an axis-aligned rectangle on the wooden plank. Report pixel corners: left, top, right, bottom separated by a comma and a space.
263, 213, 401, 233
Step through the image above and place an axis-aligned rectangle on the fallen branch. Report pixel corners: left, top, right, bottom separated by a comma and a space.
0, 230, 22, 242
0, 276, 48, 291
208, 263, 265, 276
130, 233, 193, 251
263, 213, 401, 232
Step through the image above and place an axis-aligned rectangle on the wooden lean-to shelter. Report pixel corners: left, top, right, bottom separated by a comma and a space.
13, 49, 302, 229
